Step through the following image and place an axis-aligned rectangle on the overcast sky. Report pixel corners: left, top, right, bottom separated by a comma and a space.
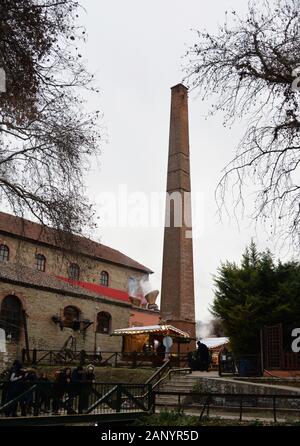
78, 0, 291, 322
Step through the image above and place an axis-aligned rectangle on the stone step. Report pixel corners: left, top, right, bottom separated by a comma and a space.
165, 377, 208, 383
159, 385, 194, 392
159, 379, 204, 388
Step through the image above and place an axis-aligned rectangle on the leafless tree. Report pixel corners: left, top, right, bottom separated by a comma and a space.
0, 0, 101, 236
185, 0, 300, 248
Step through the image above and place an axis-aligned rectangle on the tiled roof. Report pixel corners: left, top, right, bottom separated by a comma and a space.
0, 262, 131, 307
112, 324, 190, 338
0, 212, 153, 274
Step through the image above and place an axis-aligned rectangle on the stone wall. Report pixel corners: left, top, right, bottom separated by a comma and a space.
0, 282, 130, 357
189, 376, 300, 409
0, 234, 147, 292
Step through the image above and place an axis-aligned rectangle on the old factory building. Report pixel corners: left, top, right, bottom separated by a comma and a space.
0, 212, 159, 359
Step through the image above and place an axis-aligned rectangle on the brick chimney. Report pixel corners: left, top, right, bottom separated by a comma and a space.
160, 84, 196, 343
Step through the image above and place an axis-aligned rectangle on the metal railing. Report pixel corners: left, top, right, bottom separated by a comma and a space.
150, 367, 192, 391
2, 379, 299, 424
0, 380, 152, 419
153, 390, 300, 423
19, 349, 189, 368
219, 354, 262, 377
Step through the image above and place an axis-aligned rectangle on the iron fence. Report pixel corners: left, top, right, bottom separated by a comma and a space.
219, 354, 262, 377
0, 381, 152, 418
18, 349, 189, 368
154, 390, 300, 423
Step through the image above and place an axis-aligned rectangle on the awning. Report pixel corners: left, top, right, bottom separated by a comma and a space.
200, 337, 229, 349
112, 324, 190, 338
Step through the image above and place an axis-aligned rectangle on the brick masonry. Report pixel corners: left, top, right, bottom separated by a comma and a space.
0, 281, 130, 357
0, 223, 155, 360
0, 234, 147, 292
160, 84, 196, 344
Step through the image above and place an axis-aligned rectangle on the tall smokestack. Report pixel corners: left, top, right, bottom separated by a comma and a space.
160, 84, 196, 343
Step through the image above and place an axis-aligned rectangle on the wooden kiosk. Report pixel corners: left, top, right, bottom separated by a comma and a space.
112, 324, 191, 366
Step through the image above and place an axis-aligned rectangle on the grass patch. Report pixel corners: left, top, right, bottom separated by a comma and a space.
134, 409, 300, 426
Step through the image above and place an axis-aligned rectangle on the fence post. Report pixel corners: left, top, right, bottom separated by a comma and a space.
32, 348, 37, 365
260, 328, 264, 375
239, 395, 243, 421
273, 397, 277, 423
206, 395, 210, 418
147, 384, 154, 413
132, 352, 137, 368
116, 384, 122, 413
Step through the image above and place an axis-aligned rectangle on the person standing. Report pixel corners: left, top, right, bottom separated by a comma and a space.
52, 369, 65, 415
70, 366, 85, 413
81, 364, 96, 413
196, 340, 210, 372
5, 360, 24, 417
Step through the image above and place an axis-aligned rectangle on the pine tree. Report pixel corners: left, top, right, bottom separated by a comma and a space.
212, 242, 300, 355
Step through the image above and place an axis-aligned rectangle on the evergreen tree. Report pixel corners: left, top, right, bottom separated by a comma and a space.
212, 242, 300, 355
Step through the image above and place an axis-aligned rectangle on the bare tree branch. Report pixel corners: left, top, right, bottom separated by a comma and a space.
0, 0, 101, 237
185, 0, 300, 248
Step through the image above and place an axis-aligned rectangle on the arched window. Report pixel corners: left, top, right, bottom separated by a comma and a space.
0, 245, 9, 262
63, 305, 80, 329
97, 312, 111, 334
35, 253, 46, 272
0, 295, 23, 341
100, 271, 109, 287
68, 263, 80, 281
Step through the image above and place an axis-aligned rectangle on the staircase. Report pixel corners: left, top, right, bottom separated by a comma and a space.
155, 371, 213, 408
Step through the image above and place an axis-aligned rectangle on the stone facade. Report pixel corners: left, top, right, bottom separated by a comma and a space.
0, 233, 147, 292
0, 213, 156, 360
0, 283, 128, 355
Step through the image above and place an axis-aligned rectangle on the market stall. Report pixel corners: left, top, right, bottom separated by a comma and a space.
201, 337, 230, 367
112, 324, 191, 366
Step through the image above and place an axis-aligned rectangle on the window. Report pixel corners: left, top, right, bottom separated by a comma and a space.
100, 271, 109, 287
0, 295, 22, 342
35, 253, 46, 272
68, 263, 80, 281
97, 312, 111, 334
63, 305, 80, 329
0, 245, 9, 262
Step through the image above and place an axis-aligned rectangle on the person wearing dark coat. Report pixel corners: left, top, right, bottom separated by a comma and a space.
20, 368, 37, 416
80, 364, 96, 413
196, 340, 210, 371
37, 372, 51, 413
70, 366, 85, 413
63, 367, 73, 414
52, 370, 66, 415
4, 360, 24, 417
